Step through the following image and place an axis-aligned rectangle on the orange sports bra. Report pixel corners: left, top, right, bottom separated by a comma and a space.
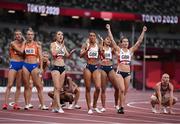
24, 41, 38, 57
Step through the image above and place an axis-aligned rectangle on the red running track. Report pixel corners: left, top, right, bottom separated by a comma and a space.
0, 88, 180, 123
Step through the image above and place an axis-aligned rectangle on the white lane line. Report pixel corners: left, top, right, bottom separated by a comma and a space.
2, 98, 180, 123
126, 101, 180, 119
127, 101, 150, 110
127, 101, 180, 111
103, 107, 180, 122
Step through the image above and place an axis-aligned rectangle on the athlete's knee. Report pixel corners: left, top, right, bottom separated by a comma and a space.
95, 86, 100, 93
150, 95, 158, 104
114, 88, 119, 94
24, 83, 30, 89
101, 88, 106, 94
36, 84, 43, 91
6, 84, 13, 89
120, 88, 125, 94
75, 87, 80, 94
86, 87, 91, 93
150, 95, 157, 101
54, 87, 61, 92
173, 97, 178, 105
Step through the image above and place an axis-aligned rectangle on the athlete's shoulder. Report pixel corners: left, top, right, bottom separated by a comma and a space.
168, 82, 174, 89
50, 41, 56, 46
81, 42, 87, 48
37, 41, 42, 46
155, 82, 161, 88
10, 40, 16, 45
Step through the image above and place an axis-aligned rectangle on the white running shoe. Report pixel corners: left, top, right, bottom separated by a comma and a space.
58, 108, 64, 113
152, 107, 158, 113
40, 105, 49, 110
24, 105, 30, 110
163, 107, 168, 114
28, 104, 34, 108
67, 104, 74, 109
100, 108, 106, 112
52, 108, 59, 113
62, 102, 70, 109
88, 109, 93, 114
68, 104, 81, 109
93, 108, 102, 113
74, 104, 81, 109
115, 105, 120, 110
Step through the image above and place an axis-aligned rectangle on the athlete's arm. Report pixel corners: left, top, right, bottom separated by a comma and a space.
67, 78, 74, 92
156, 83, 162, 113
169, 83, 174, 114
97, 34, 103, 47
11, 42, 24, 55
64, 47, 76, 59
50, 42, 58, 58
80, 43, 89, 58
130, 26, 147, 53
97, 34, 104, 57
106, 24, 119, 51
37, 43, 43, 71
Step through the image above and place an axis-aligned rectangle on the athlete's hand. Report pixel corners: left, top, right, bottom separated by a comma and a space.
38, 69, 43, 78
85, 44, 90, 51
70, 48, 76, 54
106, 24, 111, 30
143, 26, 147, 32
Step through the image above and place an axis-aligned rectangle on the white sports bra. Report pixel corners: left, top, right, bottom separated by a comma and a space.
119, 49, 132, 65
87, 43, 99, 59
102, 47, 112, 60
55, 42, 65, 56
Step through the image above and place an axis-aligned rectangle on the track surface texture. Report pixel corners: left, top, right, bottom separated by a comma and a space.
0, 88, 180, 123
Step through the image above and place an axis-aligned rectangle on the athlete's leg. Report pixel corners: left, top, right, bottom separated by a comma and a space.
83, 68, 92, 110
123, 76, 131, 105
92, 69, 101, 109
51, 70, 65, 112
108, 70, 120, 109
100, 70, 108, 109
22, 66, 31, 108
73, 87, 80, 106
3, 69, 17, 109
14, 70, 22, 104
31, 68, 47, 109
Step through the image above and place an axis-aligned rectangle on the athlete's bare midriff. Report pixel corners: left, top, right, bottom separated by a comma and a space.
24, 56, 38, 64
87, 58, 99, 65
117, 63, 130, 72
101, 60, 113, 66
10, 56, 24, 62
52, 57, 65, 66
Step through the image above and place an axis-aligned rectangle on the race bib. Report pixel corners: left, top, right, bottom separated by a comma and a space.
104, 52, 112, 59
25, 48, 35, 54
88, 51, 98, 58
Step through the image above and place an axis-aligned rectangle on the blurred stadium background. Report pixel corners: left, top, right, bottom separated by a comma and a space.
0, 0, 180, 90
